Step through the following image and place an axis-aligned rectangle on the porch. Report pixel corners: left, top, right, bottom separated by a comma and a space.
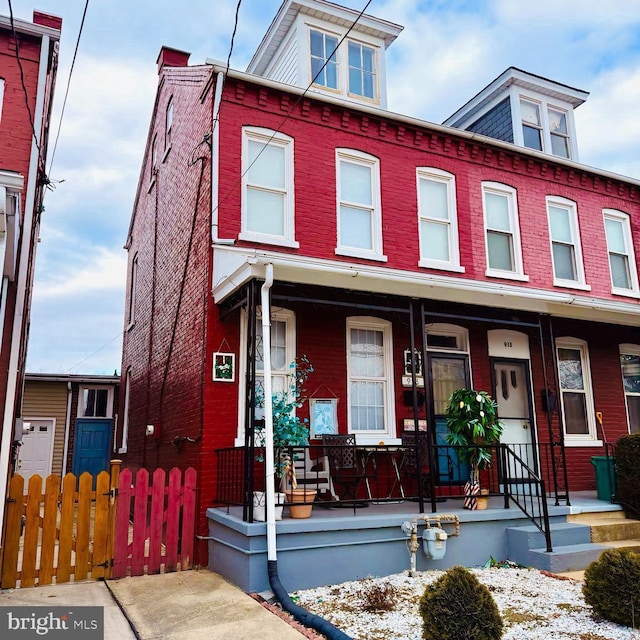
206, 490, 620, 593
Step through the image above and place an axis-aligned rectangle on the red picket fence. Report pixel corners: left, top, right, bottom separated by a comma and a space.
112, 467, 197, 578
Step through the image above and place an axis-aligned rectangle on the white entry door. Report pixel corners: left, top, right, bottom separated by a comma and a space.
17, 418, 55, 482
493, 361, 537, 475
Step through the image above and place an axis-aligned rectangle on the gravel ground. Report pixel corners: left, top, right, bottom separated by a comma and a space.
292, 566, 640, 639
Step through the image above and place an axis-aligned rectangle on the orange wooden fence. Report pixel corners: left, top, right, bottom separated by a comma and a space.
1, 463, 197, 588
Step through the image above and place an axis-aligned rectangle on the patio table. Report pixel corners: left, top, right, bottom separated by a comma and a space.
358, 446, 406, 503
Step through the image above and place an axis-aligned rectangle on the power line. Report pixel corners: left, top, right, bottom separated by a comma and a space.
65, 330, 123, 374
213, 0, 373, 221
7, 0, 41, 154
48, 0, 90, 177
224, 0, 242, 77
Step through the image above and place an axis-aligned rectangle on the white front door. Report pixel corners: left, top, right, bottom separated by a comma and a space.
17, 418, 55, 482
493, 360, 536, 475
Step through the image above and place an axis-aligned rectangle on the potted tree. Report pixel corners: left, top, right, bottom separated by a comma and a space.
445, 389, 504, 510
255, 355, 317, 518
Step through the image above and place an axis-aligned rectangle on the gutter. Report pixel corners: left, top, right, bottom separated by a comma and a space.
0, 34, 50, 540
211, 71, 234, 245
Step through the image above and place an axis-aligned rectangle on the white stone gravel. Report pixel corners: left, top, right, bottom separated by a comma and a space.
293, 567, 640, 639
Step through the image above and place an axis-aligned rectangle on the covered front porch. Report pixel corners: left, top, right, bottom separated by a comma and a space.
206, 491, 620, 593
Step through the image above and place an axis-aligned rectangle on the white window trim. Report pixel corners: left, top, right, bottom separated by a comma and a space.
165, 97, 173, 151
240, 127, 298, 248
546, 196, 589, 290
425, 323, 470, 355
619, 343, 640, 435
236, 307, 296, 447
604, 209, 640, 297
78, 386, 114, 419
345, 39, 378, 103
512, 89, 578, 160
335, 148, 386, 262
118, 369, 131, 454
556, 337, 598, 444
0, 78, 4, 125
482, 182, 528, 281
308, 27, 341, 94
417, 168, 464, 273
346, 316, 396, 444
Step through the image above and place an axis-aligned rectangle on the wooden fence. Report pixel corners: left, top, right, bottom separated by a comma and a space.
1, 462, 197, 588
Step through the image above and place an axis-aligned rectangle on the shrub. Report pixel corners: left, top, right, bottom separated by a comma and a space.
615, 433, 640, 516
419, 566, 503, 639
361, 580, 397, 612
582, 548, 640, 628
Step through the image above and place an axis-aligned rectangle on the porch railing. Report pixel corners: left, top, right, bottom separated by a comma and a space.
214, 442, 553, 547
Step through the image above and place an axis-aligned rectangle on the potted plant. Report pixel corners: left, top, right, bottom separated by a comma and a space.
445, 389, 504, 510
255, 355, 317, 518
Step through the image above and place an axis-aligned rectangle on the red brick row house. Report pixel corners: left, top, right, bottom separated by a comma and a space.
0, 9, 61, 554
119, 0, 640, 570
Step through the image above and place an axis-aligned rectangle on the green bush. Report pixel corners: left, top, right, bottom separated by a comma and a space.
582, 548, 640, 628
615, 434, 640, 516
419, 566, 503, 640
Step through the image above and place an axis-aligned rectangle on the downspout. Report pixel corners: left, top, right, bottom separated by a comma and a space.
61, 381, 72, 475
0, 34, 50, 540
211, 71, 234, 245
261, 265, 351, 640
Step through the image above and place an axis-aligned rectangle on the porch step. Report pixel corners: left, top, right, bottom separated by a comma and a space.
529, 543, 610, 573
599, 538, 640, 553
506, 522, 592, 567
588, 518, 640, 543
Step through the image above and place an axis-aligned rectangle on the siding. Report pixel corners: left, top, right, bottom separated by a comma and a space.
22, 381, 69, 476
267, 32, 298, 86
467, 97, 513, 143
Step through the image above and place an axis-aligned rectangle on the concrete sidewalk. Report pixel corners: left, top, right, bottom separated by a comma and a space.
0, 579, 136, 639
106, 570, 308, 640
0, 571, 309, 640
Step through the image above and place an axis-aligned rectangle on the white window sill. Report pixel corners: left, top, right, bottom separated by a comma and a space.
611, 287, 640, 299
553, 279, 591, 292
335, 248, 388, 262
162, 146, 171, 163
485, 269, 529, 282
352, 435, 401, 446
118, 446, 128, 454
238, 232, 299, 249
126, 321, 135, 332
563, 439, 603, 448
147, 178, 156, 193
419, 260, 465, 273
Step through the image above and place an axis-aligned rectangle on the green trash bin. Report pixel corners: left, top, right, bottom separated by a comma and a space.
590, 456, 615, 502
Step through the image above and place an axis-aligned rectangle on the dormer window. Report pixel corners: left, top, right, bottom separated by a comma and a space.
548, 108, 570, 158
520, 99, 571, 158
347, 41, 376, 99
520, 99, 542, 151
310, 30, 338, 89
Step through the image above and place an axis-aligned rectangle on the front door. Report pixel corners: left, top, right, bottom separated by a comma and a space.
17, 418, 55, 482
72, 419, 112, 477
492, 359, 537, 476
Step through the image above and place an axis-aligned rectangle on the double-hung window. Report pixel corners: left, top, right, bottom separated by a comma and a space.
520, 99, 542, 151
556, 338, 597, 443
546, 197, 588, 288
165, 98, 173, 149
310, 29, 338, 89
482, 182, 526, 280
417, 168, 462, 271
347, 41, 376, 100
127, 253, 138, 328
620, 345, 640, 434
241, 127, 297, 247
347, 317, 395, 442
548, 107, 570, 158
604, 209, 639, 295
519, 98, 572, 159
336, 149, 384, 261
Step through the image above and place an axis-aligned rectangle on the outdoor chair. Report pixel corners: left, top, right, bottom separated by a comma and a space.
401, 433, 446, 502
286, 447, 339, 501
322, 434, 368, 507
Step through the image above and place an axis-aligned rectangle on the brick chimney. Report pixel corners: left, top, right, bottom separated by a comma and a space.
156, 47, 191, 74
33, 11, 62, 31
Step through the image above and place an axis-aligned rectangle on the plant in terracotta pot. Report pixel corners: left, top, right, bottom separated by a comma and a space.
255, 355, 316, 518
445, 388, 504, 509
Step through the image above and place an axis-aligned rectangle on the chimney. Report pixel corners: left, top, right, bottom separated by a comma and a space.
156, 47, 191, 74
33, 11, 62, 31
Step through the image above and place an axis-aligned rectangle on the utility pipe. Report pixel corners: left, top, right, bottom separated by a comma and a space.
61, 381, 72, 475
211, 71, 234, 245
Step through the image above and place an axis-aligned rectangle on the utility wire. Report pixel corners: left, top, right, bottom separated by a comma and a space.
213, 0, 373, 221
7, 0, 41, 154
48, 0, 90, 177
224, 0, 242, 77
65, 330, 123, 374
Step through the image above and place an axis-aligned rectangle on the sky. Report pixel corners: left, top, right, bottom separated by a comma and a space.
9, 0, 640, 375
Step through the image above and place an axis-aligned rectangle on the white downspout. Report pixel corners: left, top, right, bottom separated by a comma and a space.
0, 35, 50, 537
211, 71, 234, 245
61, 381, 72, 475
260, 264, 277, 561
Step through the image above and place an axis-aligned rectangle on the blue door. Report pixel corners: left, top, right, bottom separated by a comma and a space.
72, 419, 112, 477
